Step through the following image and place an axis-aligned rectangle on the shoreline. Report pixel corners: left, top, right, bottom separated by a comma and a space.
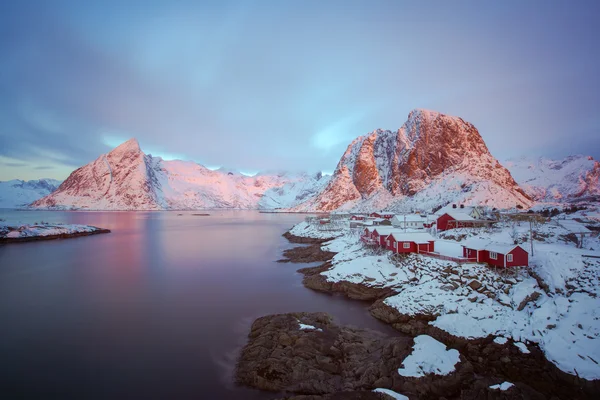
236, 230, 600, 399
0, 228, 111, 244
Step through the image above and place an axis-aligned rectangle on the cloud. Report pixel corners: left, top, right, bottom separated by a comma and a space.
0, 0, 599, 181
0, 161, 28, 167
34, 166, 55, 170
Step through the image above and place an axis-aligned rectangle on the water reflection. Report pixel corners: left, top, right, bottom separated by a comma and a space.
0, 210, 398, 399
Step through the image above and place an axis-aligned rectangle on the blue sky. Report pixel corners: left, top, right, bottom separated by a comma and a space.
1, 0, 599, 180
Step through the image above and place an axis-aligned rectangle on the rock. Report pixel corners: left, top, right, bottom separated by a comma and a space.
468, 280, 482, 291
517, 291, 542, 311
236, 312, 412, 395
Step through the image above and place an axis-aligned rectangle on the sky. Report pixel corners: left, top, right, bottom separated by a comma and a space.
1, 0, 599, 180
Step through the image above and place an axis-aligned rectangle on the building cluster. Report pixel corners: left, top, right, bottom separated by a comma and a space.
333, 204, 529, 268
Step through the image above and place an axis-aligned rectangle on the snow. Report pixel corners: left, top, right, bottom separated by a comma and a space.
489, 382, 514, 391
0, 179, 61, 208
29, 138, 326, 211
434, 240, 464, 257
513, 342, 530, 354
397, 335, 460, 377
289, 221, 343, 240
372, 388, 409, 399
505, 155, 599, 202
298, 322, 322, 332
291, 218, 600, 380
0, 222, 104, 240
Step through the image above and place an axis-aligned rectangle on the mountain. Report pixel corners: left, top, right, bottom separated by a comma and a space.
504, 155, 600, 202
0, 179, 62, 209
30, 139, 319, 210
258, 172, 330, 209
293, 109, 532, 212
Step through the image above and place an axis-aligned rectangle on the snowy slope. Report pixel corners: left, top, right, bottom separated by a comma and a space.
505, 155, 600, 202
258, 172, 330, 209
0, 179, 62, 208
30, 139, 319, 210
293, 109, 532, 212
302, 220, 600, 380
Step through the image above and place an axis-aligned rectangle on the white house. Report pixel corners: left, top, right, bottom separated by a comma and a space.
391, 214, 428, 229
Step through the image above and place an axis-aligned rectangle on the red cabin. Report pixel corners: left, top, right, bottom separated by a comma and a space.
368, 227, 399, 246
462, 240, 529, 267
436, 212, 475, 231
370, 212, 382, 218
351, 215, 365, 221
385, 232, 436, 254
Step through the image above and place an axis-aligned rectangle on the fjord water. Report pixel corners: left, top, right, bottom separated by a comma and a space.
0, 210, 396, 399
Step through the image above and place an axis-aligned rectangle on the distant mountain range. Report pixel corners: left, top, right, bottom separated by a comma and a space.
27, 138, 328, 210
1, 108, 597, 211
0, 179, 62, 209
504, 155, 600, 203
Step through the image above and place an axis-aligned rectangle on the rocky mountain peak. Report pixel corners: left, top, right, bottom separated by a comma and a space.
108, 138, 142, 159
294, 109, 532, 212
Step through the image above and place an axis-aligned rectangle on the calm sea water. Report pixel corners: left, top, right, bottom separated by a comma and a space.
0, 210, 397, 399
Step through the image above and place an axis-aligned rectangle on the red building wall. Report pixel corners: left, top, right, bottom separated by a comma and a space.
436, 213, 455, 231
397, 241, 418, 253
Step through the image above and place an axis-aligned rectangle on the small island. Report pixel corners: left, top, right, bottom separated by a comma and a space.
0, 222, 110, 243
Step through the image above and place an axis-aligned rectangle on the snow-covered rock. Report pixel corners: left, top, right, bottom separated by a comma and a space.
293, 109, 532, 212
0, 179, 61, 208
372, 388, 409, 399
505, 155, 600, 202
30, 139, 320, 210
397, 335, 461, 377
292, 219, 600, 380
489, 382, 514, 391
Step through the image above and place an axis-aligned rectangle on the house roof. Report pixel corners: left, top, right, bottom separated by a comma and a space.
558, 220, 592, 234
435, 205, 475, 216
391, 214, 426, 222
387, 232, 436, 244
372, 226, 401, 235
462, 238, 527, 254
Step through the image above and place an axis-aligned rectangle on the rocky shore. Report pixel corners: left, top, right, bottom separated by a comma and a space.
234, 231, 600, 399
0, 223, 110, 244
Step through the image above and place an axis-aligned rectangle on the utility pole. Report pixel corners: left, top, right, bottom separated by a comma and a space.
529, 218, 534, 256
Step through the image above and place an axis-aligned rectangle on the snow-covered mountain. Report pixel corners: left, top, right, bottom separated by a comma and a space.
293, 109, 533, 212
0, 179, 62, 209
30, 139, 320, 210
504, 155, 600, 202
258, 172, 330, 209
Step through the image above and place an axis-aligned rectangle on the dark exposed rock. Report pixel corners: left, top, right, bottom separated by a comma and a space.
236, 312, 413, 395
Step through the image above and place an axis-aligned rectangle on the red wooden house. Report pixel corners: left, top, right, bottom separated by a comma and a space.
462, 239, 529, 267
351, 215, 366, 221
384, 232, 435, 254
362, 227, 399, 246
436, 211, 475, 231
369, 212, 394, 220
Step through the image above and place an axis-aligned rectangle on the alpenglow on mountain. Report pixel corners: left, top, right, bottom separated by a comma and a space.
30, 139, 328, 210
292, 109, 533, 212
26, 109, 598, 212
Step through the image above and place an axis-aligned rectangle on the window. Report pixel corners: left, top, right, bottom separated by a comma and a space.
403, 242, 410, 249
393, 242, 397, 249
507, 254, 513, 262
387, 240, 390, 246
490, 251, 498, 260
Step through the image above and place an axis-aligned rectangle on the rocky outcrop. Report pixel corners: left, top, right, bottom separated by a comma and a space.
236, 312, 414, 394
295, 109, 532, 212
368, 300, 600, 399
